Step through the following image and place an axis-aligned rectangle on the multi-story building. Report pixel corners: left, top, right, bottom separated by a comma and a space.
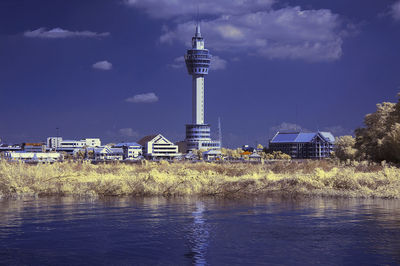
268, 132, 335, 159
138, 134, 179, 159
4, 151, 62, 163
114, 142, 143, 160
184, 25, 220, 152
93, 146, 124, 161
46, 137, 101, 153
22, 143, 46, 153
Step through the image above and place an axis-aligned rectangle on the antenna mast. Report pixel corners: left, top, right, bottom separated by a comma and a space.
218, 117, 222, 148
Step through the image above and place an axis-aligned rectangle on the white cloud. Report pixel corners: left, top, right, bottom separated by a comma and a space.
119, 128, 140, 137
392, 1, 400, 21
160, 7, 345, 62
322, 125, 353, 137
92, 60, 113, 70
168, 56, 185, 69
125, 92, 159, 103
269, 122, 309, 135
24, 27, 110, 39
210, 56, 227, 70
124, 0, 274, 18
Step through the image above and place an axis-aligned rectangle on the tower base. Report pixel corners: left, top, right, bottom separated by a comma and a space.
185, 124, 221, 153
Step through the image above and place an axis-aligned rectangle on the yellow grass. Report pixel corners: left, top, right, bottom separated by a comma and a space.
0, 160, 399, 198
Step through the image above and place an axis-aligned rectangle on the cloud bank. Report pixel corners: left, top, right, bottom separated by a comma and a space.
124, 0, 274, 18
119, 128, 140, 137
127, 0, 348, 62
24, 28, 110, 39
125, 92, 159, 103
92, 60, 113, 70
392, 1, 400, 21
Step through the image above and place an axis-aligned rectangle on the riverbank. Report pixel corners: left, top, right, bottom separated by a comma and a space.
0, 160, 399, 198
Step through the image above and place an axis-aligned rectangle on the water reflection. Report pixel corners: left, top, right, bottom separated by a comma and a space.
186, 201, 209, 265
0, 196, 400, 265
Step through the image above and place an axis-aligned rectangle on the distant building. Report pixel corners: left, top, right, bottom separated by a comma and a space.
47, 137, 62, 149
268, 132, 334, 159
138, 134, 179, 159
242, 145, 255, 152
47, 137, 101, 153
22, 143, 46, 153
114, 142, 143, 160
4, 151, 62, 163
93, 146, 123, 161
0, 144, 22, 153
202, 149, 221, 161
249, 152, 262, 162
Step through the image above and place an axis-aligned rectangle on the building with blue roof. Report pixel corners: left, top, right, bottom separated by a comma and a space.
268, 132, 335, 159
114, 142, 142, 160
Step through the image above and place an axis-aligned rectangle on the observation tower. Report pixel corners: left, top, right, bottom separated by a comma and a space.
184, 24, 220, 152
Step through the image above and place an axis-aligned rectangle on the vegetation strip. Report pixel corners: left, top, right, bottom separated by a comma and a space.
1, 160, 399, 199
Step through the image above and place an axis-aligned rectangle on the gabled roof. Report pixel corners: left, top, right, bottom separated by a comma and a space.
249, 152, 261, 158
138, 135, 157, 146
270, 132, 335, 144
203, 149, 221, 155
319, 132, 335, 143
94, 146, 123, 154
138, 134, 173, 146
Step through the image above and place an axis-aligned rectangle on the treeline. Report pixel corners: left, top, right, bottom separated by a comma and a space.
335, 93, 400, 163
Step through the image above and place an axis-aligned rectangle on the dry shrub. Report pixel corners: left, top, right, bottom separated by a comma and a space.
0, 161, 400, 199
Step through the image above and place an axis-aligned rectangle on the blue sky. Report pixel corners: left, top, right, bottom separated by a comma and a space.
1, 0, 400, 147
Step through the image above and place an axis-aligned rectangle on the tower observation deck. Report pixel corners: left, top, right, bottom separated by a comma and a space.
184, 25, 220, 152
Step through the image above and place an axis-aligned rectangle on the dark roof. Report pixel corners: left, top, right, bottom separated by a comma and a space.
137, 135, 157, 146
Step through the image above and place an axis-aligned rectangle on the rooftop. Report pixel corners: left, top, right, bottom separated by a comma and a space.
270, 132, 335, 144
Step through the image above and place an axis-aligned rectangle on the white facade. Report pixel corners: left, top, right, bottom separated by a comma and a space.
93, 146, 123, 161
83, 138, 101, 147
5, 152, 62, 162
47, 137, 62, 149
47, 137, 101, 152
192, 76, 205, 124
139, 134, 179, 159
114, 143, 143, 160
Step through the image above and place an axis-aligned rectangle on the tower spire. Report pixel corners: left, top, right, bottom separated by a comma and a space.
195, 23, 201, 37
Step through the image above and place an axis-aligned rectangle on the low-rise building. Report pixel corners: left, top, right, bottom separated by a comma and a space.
0, 144, 22, 153
114, 142, 143, 160
22, 143, 46, 153
93, 146, 123, 161
138, 134, 180, 159
268, 131, 334, 159
202, 149, 221, 161
47, 137, 101, 153
249, 152, 262, 162
4, 151, 62, 163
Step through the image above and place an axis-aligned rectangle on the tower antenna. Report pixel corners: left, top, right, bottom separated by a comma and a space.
196, 4, 199, 27
218, 117, 222, 148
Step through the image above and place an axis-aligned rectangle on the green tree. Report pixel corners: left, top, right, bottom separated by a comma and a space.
334, 135, 357, 161
355, 102, 396, 162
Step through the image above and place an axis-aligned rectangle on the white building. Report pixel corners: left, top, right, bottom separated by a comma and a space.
4, 151, 62, 163
47, 137, 101, 153
93, 146, 123, 161
138, 134, 180, 159
114, 142, 143, 160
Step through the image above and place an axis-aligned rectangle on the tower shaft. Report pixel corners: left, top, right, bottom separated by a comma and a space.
192, 76, 204, 124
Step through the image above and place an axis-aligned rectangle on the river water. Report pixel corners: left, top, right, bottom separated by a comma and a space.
0, 196, 400, 265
